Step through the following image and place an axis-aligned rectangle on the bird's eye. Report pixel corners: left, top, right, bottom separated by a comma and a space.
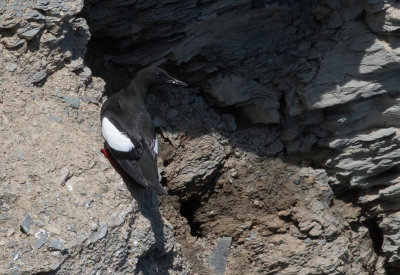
155, 72, 160, 77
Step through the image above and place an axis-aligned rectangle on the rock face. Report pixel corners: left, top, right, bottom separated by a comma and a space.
82, 0, 400, 273
2, 0, 400, 274
0, 1, 188, 274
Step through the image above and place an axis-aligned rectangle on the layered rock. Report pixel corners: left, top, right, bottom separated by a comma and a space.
82, 0, 400, 273
3, 0, 400, 274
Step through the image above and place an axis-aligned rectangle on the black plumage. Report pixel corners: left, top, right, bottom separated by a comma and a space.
101, 67, 187, 194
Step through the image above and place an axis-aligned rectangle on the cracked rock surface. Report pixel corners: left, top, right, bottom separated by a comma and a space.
2, 0, 400, 274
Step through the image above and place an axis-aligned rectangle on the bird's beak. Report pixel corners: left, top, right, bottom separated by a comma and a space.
167, 78, 188, 87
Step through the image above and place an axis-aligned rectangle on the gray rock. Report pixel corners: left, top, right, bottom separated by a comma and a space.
25, 10, 46, 21
79, 67, 92, 80
1, 203, 10, 211
0, 213, 9, 221
8, 63, 17, 72
18, 25, 42, 40
66, 59, 84, 71
21, 214, 34, 234
12, 250, 19, 261
1, 37, 24, 49
209, 237, 232, 275
66, 225, 76, 232
59, 167, 70, 185
48, 238, 65, 251
31, 70, 47, 84
34, 238, 46, 249
6, 241, 16, 249
49, 115, 62, 123
61, 96, 80, 109
87, 224, 108, 244
207, 74, 252, 106
0, 192, 17, 203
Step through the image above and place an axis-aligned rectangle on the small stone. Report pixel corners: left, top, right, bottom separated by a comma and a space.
45, 224, 61, 235
60, 167, 70, 185
88, 224, 108, 244
34, 238, 46, 249
1, 203, 10, 211
31, 70, 47, 84
12, 250, 19, 261
21, 214, 34, 234
1, 36, 24, 49
11, 149, 23, 160
49, 115, 62, 123
25, 10, 46, 21
18, 26, 42, 40
48, 238, 65, 251
253, 199, 264, 208
84, 199, 93, 208
66, 225, 76, 232
66, 59, 84, 71
36, 219, 45, 227
209, 237, 232, 275
8, 63, 17, 72
79, 66, 92, 80
230, 168, 238, 178
0, 213, 9, 220
35, 229, 49, 240
62, 96, 80, 109
6, 241, 16, 249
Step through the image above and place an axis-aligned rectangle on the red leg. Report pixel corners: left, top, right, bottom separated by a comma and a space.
101, 148, 118, 166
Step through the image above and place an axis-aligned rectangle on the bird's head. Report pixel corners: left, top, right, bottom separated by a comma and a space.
134, 67, 188, 89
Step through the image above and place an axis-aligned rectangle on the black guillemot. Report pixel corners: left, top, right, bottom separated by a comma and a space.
100, 67, 187, 194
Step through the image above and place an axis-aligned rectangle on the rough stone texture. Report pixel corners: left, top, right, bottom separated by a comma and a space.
3, 0, 400, 274
0, 1, 189, 274
81, 0, 400, 272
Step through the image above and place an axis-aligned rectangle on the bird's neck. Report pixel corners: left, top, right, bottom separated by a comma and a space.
126, 80, 149, 103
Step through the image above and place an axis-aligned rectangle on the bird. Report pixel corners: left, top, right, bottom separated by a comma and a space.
100, 67, 188, 194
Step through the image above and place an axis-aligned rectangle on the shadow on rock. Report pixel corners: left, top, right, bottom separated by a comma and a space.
122, 176, 176, 274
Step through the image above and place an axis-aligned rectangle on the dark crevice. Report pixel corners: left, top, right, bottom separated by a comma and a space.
366, 218, 384, 254
179, 195, 203, 237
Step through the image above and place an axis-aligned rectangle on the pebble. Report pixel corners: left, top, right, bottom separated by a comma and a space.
61, 96, 80, 109
21, 214, 34, 234
209, 237, 232, 275
19, 26, 42, 40
12, 250, 19, 261
8, 63, 17, 72
66, 225, 76, 232
79, 67, 92, 80
1, 203, 10, 211
66, 59, 84, 71
49, 115, 62, 123
0, 213, 10, 221
34, 238, 46, 249
88, 224, 108, 244
84, 199, 93, 208
25, 10, 46, 21
31, 70, 47, 84
45, 224, 61, 235
6, 241, 16, 249
48, 238, 65, 251
60, 167, 70, 185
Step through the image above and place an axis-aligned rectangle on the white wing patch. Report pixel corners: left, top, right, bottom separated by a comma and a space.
102, 117, 134, 152
153, 138, 158, 155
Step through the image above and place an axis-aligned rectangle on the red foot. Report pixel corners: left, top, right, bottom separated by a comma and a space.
101, 148, 118, 166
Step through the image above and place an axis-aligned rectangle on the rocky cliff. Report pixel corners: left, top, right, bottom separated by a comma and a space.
1, 0, 400, 274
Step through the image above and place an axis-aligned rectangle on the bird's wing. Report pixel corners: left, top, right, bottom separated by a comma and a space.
101, 96, 166, 194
